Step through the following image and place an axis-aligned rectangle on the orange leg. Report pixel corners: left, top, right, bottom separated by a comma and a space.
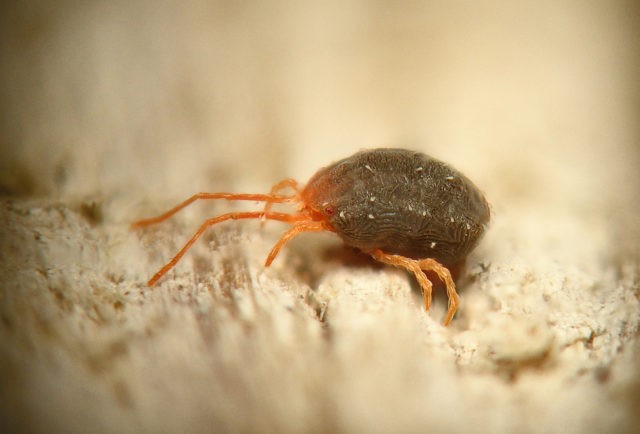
145, 211, 308, 286
131, 192, 297, 229
416, 258, 459, 326
370, 250, 459, 326
261, 178, 301, 225
264, 220, 331, 266
267, 178, 300, 197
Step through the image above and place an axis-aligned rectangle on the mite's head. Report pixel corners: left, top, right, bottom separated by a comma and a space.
300, 159, 353, 229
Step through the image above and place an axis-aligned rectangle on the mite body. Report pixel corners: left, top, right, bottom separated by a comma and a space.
303, 149, 489, 264
132, 148, 490, 325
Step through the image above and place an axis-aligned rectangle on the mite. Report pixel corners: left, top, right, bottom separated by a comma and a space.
132, 148, 490, 325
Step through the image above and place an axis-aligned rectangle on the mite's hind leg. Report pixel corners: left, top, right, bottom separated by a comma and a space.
416, 258, 459, 326
369, 250, 434, 310
370, 250, 458, 326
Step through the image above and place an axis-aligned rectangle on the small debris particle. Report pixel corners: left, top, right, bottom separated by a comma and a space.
80, 201, 103, 226
368, 214, 374, 219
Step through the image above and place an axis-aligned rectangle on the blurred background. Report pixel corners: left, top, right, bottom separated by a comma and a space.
1, 1, 638, 210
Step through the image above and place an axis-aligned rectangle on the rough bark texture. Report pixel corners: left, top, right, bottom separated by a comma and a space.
1, 2, 639, 433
